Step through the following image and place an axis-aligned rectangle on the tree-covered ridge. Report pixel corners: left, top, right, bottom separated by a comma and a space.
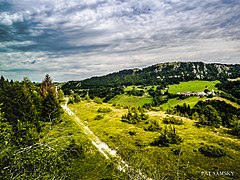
62, 62, 240, 91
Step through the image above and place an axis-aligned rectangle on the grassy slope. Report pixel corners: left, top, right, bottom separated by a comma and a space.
39, 112, 120, 179
160, 96, 240, 110
69, 101, 240, 179
109, 94, 152, 107
160, 96, 207, 110
124, 85, 157, 91
167, 80, 220, 94
111, 80, 220, 108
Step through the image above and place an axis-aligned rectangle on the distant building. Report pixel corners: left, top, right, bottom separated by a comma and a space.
176, 89, 215, 96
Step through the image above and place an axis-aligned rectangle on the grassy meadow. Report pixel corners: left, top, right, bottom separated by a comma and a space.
160, 96, 207, 110
167, 80, 220, 94
69, 100, 240, 179
109, 94, 152, 107
110, 80, 221, 109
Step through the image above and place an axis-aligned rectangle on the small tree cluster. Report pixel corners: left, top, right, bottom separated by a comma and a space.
121, 107, 149, 124
162, 116, 183, 125
68, 90, 81, 104
152, 126, 183, 147
199, 145, 226, 158
97, 107, 112, 113
126, 88, 144, 96
144, 120, 161, 132
94, 114, 104, 120
0, 75, 62, 147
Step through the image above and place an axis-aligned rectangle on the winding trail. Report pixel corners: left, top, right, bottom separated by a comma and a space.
62, 100, 152, 179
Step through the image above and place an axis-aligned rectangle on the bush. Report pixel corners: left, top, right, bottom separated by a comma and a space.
143, 103, 151, 109
94, 114, 104, 120
144, 120, 161, 132
93, 97, 103, 104
163, 116, 183, 125
62, 139, 85, 159
152, 126, 183, 147
68, 91, 81, 104
128, 131, 136, 136
121, 108, 149, 124
199, 145, 226, 157
97, 107, 112, 113
230, 120, 240, 137
126, 89, 144, 96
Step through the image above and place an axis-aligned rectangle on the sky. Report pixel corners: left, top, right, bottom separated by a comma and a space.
0, 0, 240, 82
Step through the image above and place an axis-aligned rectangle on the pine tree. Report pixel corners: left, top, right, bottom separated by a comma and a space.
40, 74, 62, 123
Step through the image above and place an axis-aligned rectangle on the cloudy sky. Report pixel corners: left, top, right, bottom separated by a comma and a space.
0, 0, 239, 82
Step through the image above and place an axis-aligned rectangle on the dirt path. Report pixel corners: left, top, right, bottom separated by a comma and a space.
62, 100, 151, 179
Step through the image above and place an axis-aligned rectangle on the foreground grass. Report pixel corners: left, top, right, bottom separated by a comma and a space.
39, 113, 122, 179
69, 100, 240, 179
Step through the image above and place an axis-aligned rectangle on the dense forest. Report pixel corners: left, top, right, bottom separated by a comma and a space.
0, 75, 66, 178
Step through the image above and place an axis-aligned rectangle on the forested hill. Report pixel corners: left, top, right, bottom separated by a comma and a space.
62, 62, 240, 90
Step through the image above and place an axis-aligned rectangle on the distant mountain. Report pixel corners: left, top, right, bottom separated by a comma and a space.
62, 62, 240, 91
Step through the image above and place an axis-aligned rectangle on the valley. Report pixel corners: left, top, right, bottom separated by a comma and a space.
1, 62, 240, 179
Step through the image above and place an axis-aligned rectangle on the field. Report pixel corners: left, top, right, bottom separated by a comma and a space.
109, 94, 152, 107
160, 96, 207, 110
167, 80, 220, 94
69, 100, 240, 179
110, 80, 236, 110
64, 80, 240, 179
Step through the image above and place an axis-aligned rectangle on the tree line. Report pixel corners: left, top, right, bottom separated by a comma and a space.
173, 100, 240, 137
62, 62, 240, 91
0, 75, 66, 179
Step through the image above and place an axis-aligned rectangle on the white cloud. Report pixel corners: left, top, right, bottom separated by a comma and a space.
0, 0, 240, 81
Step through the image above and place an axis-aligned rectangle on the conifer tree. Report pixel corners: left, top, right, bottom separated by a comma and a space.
40, 74, 62, 123
1, 81, 40, 146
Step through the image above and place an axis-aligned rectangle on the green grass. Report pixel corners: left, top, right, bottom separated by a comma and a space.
168, 80, 220, 94
39, 112, 121, 179
160, 96, 207, 110
69, 100, 240, 179
160, 96, 240, 110
119, 80, 220, 108
109, 94, 152, 107
124, 85, 156, 92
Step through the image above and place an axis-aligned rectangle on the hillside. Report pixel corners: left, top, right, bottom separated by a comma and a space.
1, 62, 240, 179
62, 62, 240, 91
68, 100, 240, 179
